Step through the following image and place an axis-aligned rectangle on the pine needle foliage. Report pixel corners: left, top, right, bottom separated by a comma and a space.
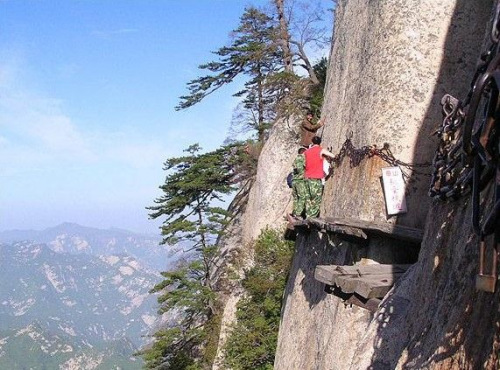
140, 144, 245, 370
176, 7, 281, 112
177, 7, 285, 143
222, 228, 294, 370
177, 3, 330, 144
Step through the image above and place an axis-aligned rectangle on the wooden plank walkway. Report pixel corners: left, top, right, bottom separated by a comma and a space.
315, 264, 412, 300
284, 215, 420, 310
308, 218, 368, 239
323, 217, 424, 244
285, 216, 424, 244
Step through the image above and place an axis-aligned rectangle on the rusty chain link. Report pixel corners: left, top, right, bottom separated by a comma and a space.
429, 3, 500, 292
429, 4, 500, 200
428, 94, 471, 199
327, 133, 431, 179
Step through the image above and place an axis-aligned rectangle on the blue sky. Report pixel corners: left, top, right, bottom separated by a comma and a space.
0, 1, 330, 234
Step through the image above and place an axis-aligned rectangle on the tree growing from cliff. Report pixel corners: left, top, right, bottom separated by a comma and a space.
274, 0, 293, 73
285, 0, 330, 84
177, 7, 282, 143
140, 144, 244, 369
176, 2, 331, 143
267, 0, 331, 118
308, 56, 328, 116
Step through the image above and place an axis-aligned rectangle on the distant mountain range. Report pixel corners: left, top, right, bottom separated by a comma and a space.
0, 222, 172, 271
0, 322, 141, 370
0, 223, 178, 369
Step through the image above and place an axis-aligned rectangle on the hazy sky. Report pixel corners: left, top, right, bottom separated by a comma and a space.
0, 1, 330, 234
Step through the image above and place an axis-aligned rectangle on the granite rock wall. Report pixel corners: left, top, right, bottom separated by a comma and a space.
274, 1, 499, 369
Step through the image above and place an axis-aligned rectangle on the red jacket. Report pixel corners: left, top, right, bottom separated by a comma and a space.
304, 145, 324, 179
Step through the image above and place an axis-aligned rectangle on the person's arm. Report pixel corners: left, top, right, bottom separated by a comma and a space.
302, 116, 325, 131
302, 119, 316, 131
321, 148, 336, 160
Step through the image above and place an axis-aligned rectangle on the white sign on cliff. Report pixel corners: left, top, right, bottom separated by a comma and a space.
381, 166, 407, 215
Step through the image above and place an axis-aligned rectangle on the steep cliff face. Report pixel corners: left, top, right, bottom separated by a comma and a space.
275, 1, 499, 369
241, 118, 300, 242
212, 117, 299, 369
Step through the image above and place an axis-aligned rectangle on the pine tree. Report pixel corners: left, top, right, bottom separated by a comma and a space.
140, 144, 242, 370
176, 7, 282, 142
274, 0, 293, 73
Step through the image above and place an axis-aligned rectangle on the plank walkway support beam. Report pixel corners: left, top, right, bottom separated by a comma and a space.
316, 264, 412, 303
324, 284, 382, 313
284, 215, 419, 309
308, 218, 368, 240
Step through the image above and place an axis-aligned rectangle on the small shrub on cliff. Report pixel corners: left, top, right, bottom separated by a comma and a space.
223, 228, 294, 370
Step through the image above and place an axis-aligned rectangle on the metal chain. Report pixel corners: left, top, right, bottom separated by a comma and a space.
328, 134, 431, 179
429, 4, 500, 200
428, 94, 471, 199
429, 2, 500, 292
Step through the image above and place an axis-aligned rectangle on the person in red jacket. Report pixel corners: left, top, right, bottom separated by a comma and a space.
304, 136, 335, 218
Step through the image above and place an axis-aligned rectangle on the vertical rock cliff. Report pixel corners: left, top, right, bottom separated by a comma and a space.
274, 1, 499, 370
212, 117, 299, 369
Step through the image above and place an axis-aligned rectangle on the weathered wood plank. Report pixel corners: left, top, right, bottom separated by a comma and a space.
314, 264, 411, 285
309, 217, 368, 239
334, 273, 404, 297
345, 295, 381, 313
316, 263, 411, 299
325, 284, 382, 312
323, 217, 424, 244
353, 274, 404, 298
314, 265, 361, 285
333, 275, 360, 294
308, 217, 328, 229
328, 224, 368, 239
314, 265, 339, 285
334, 264, 411, 276
286, 214, 308, 227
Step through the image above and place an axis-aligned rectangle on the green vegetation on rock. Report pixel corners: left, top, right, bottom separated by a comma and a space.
222, 228, 294, 370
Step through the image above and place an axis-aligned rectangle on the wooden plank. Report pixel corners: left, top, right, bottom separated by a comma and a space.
326, 285, 382, 312
334, 272, 403, 296
323, 217, 424, 244
354, 274, 403, 298
345, 295, 381, 313
327, 224, 368, 239
314, 265, 339, 285
334, 275, 360, 294
308, 217, 328, 229
314, 264, 362, 285
308, 217, 367, 239
332, 275, 401, 299
314, 264, 411, 285
286, 214, 308, 227
316, 264, 411, 299
333, 264, 411, 276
